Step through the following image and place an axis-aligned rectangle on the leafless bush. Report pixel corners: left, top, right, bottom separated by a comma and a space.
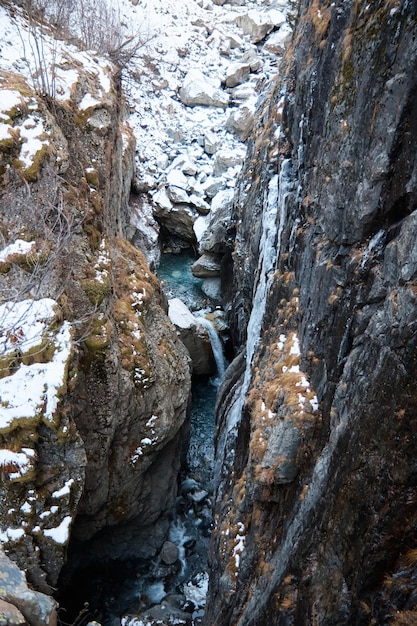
0, 181, 74, 305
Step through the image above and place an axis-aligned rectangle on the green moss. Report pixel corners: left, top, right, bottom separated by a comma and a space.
0, 261, 11, 274
83, 314, 112, 352
21, 338, 56, 366
13, 144, 48, 183
82, 277, 111, 305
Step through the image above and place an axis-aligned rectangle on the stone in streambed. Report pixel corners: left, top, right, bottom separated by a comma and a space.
191, 252, 222, 278
160, 541, 179, 565
168, 298, 215, 376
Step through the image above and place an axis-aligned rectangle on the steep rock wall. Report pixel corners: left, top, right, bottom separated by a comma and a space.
0, 6, 191, 605
208, 1, 417, 624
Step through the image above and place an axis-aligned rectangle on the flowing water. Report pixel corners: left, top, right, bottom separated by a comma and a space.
156, 249, 206, 311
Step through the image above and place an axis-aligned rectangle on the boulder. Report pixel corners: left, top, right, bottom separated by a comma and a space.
204, 130, 220, 155
191, 252, 222, 277
168, 154, 198, 176
167, 184, 191, 204
201, 176, 224, 198
214, 148, 245, 175
166, 168, 190, 191
234, 8, 286, 43
168, 298, 215, 376
224, 62, 251, 88
189, 193, 211, 215
160, 540, 179, 565
0, 600, 27, 626
202, 277, 222, 306
179, 70, 229, 108
0, 548, 57, 626
153, 188, 198, 244
226, 103, 255, 141
241, 49, 263, 73
264, 24, 292, 54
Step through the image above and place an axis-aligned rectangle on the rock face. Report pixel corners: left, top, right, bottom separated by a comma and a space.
206, 2, 417, 625
168, 298, 215, 376
0, 3, 191, 616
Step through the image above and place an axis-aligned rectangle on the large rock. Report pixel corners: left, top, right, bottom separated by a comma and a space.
201, 277, 222, 306
153, 187, 199, 244
264, 23, 292, 54
0, 548, 57, 626
226, 102, 256, 141
168, 298, 215, 376
179, 70, 229, 107
234, 8, 286, 43
191, 252, 222, 277
224, 62, 251, 88
160, 540, 179, 565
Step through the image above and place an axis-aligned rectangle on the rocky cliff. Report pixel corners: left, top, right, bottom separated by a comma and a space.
207, 1, 417, 624
0, 3, 191, 618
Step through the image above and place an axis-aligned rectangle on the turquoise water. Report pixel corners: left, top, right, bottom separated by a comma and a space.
157, 249, 205, 310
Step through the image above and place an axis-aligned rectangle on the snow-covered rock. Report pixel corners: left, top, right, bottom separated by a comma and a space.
264, 23, 293, 54
168, 298, 215, 375
154, 191, 199, 244
204, 130, 221, 155
241, 48, 264, 73
202, 176, 225, 198
214, 147, 245, 174
202, 277, 222, 305
226, 102, 256, 141
224, 61, 251, 88
235, 8, 286, 43
179, 70, 229, 107
167, 184, 191, 205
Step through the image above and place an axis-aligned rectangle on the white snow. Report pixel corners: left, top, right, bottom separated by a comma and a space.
0, 239, 35, 262
18, 114, 49, 168
0, 447, 35, 480
0, 527, 25, 543
52, 479, 74, 499
0, 298, 73, 489
168, 297, 197, 329
232, 521, 245, 574
184, 571, 209, 608
43, 515, 72, 544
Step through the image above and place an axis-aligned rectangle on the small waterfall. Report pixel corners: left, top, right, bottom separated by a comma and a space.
196, 315, 226, 382
216, 159, 294, 489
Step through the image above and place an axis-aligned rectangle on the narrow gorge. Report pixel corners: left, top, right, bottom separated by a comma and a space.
1, 1, 417, 626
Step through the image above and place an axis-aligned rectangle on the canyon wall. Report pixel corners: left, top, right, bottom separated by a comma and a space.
0, 10, 191, 614
207, 1, 417, 624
